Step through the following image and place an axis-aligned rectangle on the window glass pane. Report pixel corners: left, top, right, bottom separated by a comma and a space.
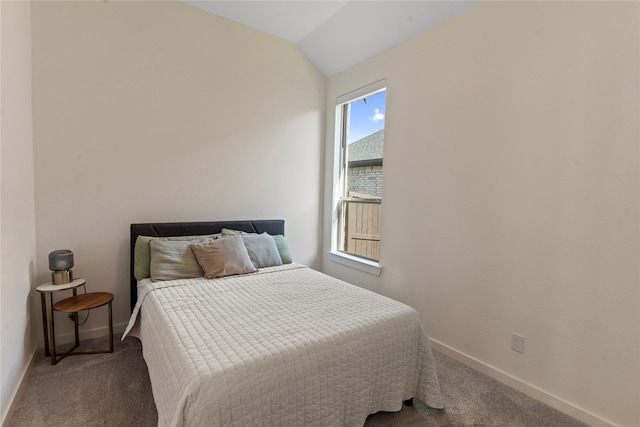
337, 89, 386, 261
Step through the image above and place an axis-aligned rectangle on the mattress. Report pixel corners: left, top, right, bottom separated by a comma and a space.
123, 263, 443, 426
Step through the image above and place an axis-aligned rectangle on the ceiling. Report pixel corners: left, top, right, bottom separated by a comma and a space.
182, 1, 480, 77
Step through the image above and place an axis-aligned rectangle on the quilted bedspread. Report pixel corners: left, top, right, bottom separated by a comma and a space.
123, 264, 443, 426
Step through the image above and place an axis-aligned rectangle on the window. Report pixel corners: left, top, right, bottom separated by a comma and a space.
330, 80, 386, 272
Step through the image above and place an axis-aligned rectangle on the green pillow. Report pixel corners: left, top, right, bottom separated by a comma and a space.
220, 228, 246, 236
221, 228, 292, 264
133, 234, 219, 280
272, 235, 292, 264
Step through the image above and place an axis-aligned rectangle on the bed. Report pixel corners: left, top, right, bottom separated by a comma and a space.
123, 220, 443, 426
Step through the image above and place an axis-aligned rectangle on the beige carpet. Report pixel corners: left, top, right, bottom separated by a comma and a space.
7, 334, 587, 426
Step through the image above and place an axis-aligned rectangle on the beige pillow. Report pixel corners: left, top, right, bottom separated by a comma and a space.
190, 234, 257, 279
149, 239, 206, 282
135, 234, 218, 280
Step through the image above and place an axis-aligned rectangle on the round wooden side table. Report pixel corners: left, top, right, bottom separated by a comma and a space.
50, 292, 114, 365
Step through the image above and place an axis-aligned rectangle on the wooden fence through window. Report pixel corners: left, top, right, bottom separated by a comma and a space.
343, 199, 381, 261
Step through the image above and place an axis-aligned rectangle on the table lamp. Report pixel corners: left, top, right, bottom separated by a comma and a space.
49, 250, 74, 285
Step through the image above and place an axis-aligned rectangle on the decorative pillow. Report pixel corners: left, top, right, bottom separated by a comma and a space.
221, 228, 292, 264
190, 234, 257, 279
241, 233, 283, 268
149, 239, 207, 282
271, 235, 292, 264
134, 234, 218, 280
220, 228, 247, 236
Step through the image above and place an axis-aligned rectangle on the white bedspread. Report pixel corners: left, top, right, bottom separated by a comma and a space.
123, 264, 443, 426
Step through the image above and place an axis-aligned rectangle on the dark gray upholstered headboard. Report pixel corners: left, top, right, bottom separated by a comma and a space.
130, 220, 285, 312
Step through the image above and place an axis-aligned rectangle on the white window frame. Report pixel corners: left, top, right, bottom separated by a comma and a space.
328, 79, 386, 276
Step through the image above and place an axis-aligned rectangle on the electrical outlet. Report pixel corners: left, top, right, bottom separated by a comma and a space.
511, 333, 524, 353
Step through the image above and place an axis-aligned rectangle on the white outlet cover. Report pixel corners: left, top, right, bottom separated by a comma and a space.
511, 333, 525, 353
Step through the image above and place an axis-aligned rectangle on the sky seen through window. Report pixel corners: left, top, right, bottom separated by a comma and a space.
347, 90, 386, 144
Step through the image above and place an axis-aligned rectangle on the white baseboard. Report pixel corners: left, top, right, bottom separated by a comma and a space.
429, 339, 617, 427
1, 348, 37, 427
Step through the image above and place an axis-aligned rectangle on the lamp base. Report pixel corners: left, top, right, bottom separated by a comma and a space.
52, 270, 73, 285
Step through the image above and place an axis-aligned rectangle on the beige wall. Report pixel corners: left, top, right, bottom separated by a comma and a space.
323, 2, 639, 426
9, 1, 639, 425
0, 1, 37, 423
31, 1, 325, 341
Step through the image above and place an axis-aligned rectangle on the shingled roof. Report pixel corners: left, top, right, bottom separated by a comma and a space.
348, 129, 384, 165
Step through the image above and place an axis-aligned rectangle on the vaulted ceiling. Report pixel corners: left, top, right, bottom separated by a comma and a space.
182, 1, 480, 77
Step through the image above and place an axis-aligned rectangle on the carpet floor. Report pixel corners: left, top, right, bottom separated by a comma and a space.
7, 334, 587, 426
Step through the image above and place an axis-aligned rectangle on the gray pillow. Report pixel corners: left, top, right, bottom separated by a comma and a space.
241, 232, 283, 268
221, 228, 292, 264
134, 234, 218, 280
190, 234, 257, 279
149, 239, 206, 282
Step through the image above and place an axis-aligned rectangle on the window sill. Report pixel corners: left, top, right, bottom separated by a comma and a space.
327, 251, 382, 276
